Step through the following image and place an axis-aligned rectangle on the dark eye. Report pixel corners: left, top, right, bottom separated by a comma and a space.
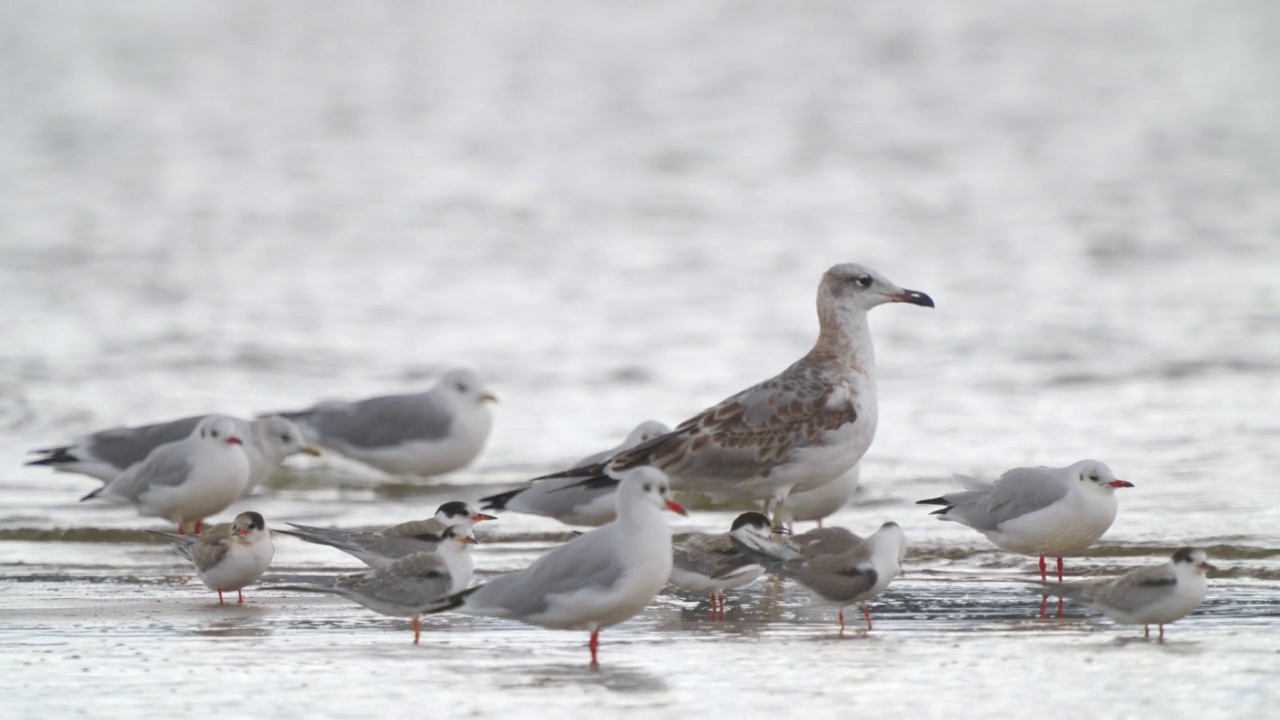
855, 274, 873, 288
211, 430, 220, 438
281, 434, 291, 442
643, 483, 651, 492
456, 383, 469, 393
1089, 474, 1099, 482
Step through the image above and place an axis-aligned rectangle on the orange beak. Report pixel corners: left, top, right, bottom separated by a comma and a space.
471, 513, 498, 522
664, 499, 688, 516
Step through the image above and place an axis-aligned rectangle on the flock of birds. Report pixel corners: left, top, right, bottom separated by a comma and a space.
25, 263, 1216, 665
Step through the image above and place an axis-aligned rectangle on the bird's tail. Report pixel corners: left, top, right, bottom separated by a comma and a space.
478, 488, 521, 512
147, 530, 195, 560
915, 496, 954, 516
79, 487, 103, 502
275, 525, 352, 549
25, 446, 79, 467
420, 585, 481, 615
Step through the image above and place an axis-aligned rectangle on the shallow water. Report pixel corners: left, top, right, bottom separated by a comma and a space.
3, 0, 1280, 717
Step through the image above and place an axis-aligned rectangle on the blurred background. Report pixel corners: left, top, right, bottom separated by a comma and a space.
2, 0, 1278, 522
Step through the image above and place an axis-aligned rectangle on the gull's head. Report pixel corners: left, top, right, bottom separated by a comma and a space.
819, 263, 935, 315
872, 521, 909, 566
197, 415, 245, 448
440, 525, 479, 550
1172, 547, 1217, 574
438, 368, 499, 407
1069, 459, 1134, 494
231, 511, 268, 538
624, 420, 672, 448
436, 500, 497, 525
728, 511, 775, 541
619, 468, 687, 516
253, 415, 322, 458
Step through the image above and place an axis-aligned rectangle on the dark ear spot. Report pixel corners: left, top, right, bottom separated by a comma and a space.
243, 511, 266, 530
731, 511, 772, 531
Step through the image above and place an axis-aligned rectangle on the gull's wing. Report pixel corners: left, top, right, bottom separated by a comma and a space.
69, 416, 205, 471
790, 527, 862, 558
96, 440, 197, 501
295, 392, 454, 449
464, 532, 627, 618
938, 467, 1070, 531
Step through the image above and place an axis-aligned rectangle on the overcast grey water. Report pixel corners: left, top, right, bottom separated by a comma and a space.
2, 1, 1279, 718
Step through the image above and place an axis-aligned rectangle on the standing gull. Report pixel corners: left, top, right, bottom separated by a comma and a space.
152, 511, 275, 604
422, 468, 687, 666
542, 264, 932, 515
479, 420, 671, 527
668, 511, 782, 617
737, 521, 906, 633
1039, 548, 1216, 640
27, 415, 320, 494
80, 415, 251, 534
917, 459, 1134, 582
275, 501, 496, 568
273, 527, 477, 644
272, 368, 497, 476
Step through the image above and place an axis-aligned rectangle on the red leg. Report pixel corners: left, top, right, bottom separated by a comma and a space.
194, 520, 202, 535
588, 628, 600, 667
1056, 557, 1064, 582
178, 522, 186, 536
413, 616, 421, 645
1039, 594, 1048, 619
1038, 555, 1047, 583
863, 606, 872, 631
1055, 598, 1064, 618
237, 589, 244, 604
217, 588, 224, 604
838, 609, 845, 634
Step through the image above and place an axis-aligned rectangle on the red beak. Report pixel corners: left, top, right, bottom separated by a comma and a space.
664, 499, 688, 516
1108, 479, 1134, 488
226, 436, 243, 446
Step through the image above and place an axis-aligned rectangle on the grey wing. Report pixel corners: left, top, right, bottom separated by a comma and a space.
1093, 564, 1178, 614
791, 527, 862, 558
467, 534, 626, 617
80, 416, 205, 470
340, 553, 457, 608
674, 534, 753, 579
614, 362, 857, 482
101, 441, 197, 500
947, 468, 1070, 531
518, 476, 613, 516
306, 393, 453, 449
783, 551, 878, 603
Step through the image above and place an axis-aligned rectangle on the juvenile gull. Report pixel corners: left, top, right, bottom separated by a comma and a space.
272, 368, 496, 476
542, 264, 933, 514
1038, 548, 1216, 640
152, 511, 275, 604
423, 468, 687, 666
668, 511, 782, 617
80, 415, 251, 534
27, 415, 321, 494
273, 527, 476, 644
275, 501, 495, 568
736, 521, 906, 633
479, 420, 671, 527
917, 459, 1134, 582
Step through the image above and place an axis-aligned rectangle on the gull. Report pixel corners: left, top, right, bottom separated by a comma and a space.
422, 468, 687, 666
274, 527, 476, 644
80, 415, 251, 534
669, 511, 783, 617
274, 501, 496, 568
736, 522, 906, 633
479, 420, 671, 527
773, 464, 860, 530
271, 367, 497, 476
1039, 548, 1216, 640
540, 264, 933, 515
26, 414, 321, 495
152, 511, 275, 604
917, 459, 1134, 582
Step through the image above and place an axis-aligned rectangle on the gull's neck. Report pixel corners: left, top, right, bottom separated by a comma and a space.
805, 300, 876, 376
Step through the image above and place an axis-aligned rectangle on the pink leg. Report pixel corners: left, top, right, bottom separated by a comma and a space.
237, 589, 244, 604
413, 616, 421, 645
1038, 555, 1047, 582
194, 520, 202, 535
588, 628, 601, 666
1056, 557, 1064, 582
863, 606, 872, 631
1056, 598, 1064, 618
216, 588, 224, 605
1039, 594, 1048, 619
178, 522, 186, 536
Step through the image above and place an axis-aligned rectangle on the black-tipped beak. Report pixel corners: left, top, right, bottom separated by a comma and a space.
889, 289, 934, 308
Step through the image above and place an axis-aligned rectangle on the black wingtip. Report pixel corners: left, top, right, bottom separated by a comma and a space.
79, 488, 101, 502
916, 496, 950, 506
422, 585, 480, 616
25, 447, 79, 467
928, 507, 951, 516
478, 489, 520, 511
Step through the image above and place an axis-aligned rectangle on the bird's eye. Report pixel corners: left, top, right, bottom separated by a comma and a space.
211, 430, 220, 438
643, 483, 651, 492
456, 383, 469, 393
1089, 474, 1099, 482
855, 274, 873, 288
281, 434, 291, 442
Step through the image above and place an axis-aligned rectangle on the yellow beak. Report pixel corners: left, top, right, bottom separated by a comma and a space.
479, 391, 500, 404
299, 445, 323, 457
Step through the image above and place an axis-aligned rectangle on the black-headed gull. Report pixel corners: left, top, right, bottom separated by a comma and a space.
152, 511, 275, 604
1039, 548, 1216, 640
275, 501, 495, 568
272, 367, 497, 476
917, 459, 1134, 582
540, 264, 932, 515
423, 467, 687, 666
27, 414, 320, 494
669, 511, 782, 617
274, 527, 476, 644
479, 420, 671, 527
80, 415, 251, 534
